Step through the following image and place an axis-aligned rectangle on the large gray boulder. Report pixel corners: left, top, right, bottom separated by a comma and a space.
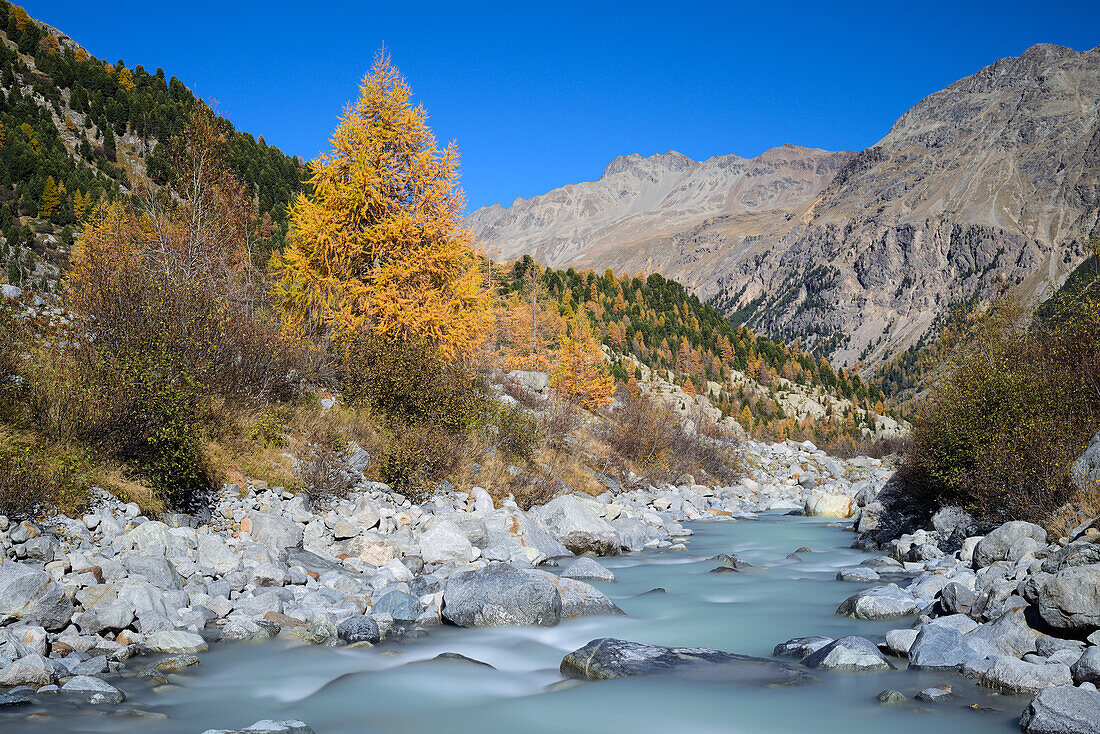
973, 521, 1047, 568
1072, 647, 1100, 684
836, 585, 921, 620
560, 638, 812, 684
980, 656, 1073, 694
0, 652, 59, 687
0, 558, 74, 631
801, 636, 895, 671
244, 513, 303, 558
1036, 565, 1100, 632
197, 535, 241, 575
908, 625, 982, 669
965, 607, 1041, 658
1020, 685, 1100, 734
61, 675, 125, 704
122, 555, 181, 590
418, 520, 477, 565
535, 495, 620, 556
442, 563, 562, 627
537, 572, 624, 618
482, 507, 570, 565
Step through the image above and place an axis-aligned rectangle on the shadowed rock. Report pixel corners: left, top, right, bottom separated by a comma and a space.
560, 638, 814, 685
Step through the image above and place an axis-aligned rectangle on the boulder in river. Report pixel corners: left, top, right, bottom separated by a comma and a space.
836, 584, 922, 620
801, 636, 895, 671
442, 563, 562, 627
560, 638, 813, 684
534, 495, 620, 556
561, 557, 616, 582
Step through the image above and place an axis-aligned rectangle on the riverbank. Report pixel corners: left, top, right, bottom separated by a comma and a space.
4, 436, 1099, 733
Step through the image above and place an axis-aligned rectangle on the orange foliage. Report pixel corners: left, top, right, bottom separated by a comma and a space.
273, 53, 491, 361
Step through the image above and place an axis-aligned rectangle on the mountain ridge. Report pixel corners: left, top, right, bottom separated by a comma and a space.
470, 43, 1100, 371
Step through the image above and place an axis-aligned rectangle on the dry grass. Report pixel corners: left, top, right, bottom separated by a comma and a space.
91, 466, 164, 516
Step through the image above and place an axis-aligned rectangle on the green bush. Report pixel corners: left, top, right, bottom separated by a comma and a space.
0, 434, 91, 519
490, 402, 539, 463
903, 280, 1100, 526
374, 421, 462, 500
339, 335, 487, 431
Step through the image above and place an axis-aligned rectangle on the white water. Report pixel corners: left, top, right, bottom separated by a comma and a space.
3, 514, 1024, 733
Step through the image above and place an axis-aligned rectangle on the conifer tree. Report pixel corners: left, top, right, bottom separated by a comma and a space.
39, 175, 60, 219
273, 53, 490, 361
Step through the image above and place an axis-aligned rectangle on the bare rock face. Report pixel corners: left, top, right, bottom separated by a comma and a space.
470, 44, 1100, 369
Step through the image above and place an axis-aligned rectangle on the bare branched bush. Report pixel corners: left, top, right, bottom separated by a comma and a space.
608, 389, 741, 484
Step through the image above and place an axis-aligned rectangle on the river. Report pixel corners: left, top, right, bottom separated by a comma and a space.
3, 513, 1023, 733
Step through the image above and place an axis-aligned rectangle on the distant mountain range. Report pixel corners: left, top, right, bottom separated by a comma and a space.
470, 43, 1100, 369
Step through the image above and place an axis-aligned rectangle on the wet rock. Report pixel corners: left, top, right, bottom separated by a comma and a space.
61, 675, 125, 704
336, 615, 381, 644
908, 625, 981, 670
773, 636, 833, 660
0, 652, 58, 687
0, 691, 31, 707
561, 557, 615, 582
836, 585, 922, 620
560, 638, 813, 684
837, 566, 880, 583
915, 686, 955, 703
201, 721, 315, 734
372, 590, 422, 622
539, 573, 624, 618
884, 629, 918, 656
442, 563, 562, 627
802, 636, 895, 671
1020, 685, 1100, 734
877, 689, 906, 704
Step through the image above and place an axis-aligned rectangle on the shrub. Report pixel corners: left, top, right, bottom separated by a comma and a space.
489, 402, 539, 464
902, 283, 1100, 528
296, 425, 355, 500
0, 432, 91, 519
373, 421, 463, 500
608, 389, 740, 484
340, 335, 487, 431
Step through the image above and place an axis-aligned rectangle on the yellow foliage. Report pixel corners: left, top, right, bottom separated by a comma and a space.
273, 53, 491, 362
118, 67, 135, 92
550, 307, 613, 409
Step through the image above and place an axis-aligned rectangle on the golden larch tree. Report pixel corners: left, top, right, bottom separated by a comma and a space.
273, 53, 491, 361
551, 307, 613, 409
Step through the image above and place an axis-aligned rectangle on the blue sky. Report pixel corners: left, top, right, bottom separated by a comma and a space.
23, 1, 1100, 211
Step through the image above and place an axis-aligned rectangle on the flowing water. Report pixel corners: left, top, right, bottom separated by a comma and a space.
4, 514, 1024, 733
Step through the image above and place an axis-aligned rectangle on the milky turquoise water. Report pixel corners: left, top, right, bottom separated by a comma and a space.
3, 514, 1024, 733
